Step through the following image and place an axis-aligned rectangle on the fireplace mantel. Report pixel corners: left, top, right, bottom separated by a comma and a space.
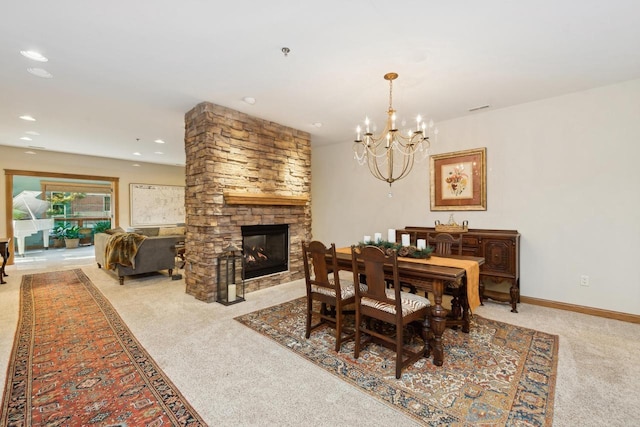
223, 192, 308, 206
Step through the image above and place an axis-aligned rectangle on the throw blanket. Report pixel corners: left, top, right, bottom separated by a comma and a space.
104, 232, 147, 270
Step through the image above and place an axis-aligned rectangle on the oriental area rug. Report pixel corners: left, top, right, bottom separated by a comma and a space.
236, 297, 558, 426
1, 269, 206, 426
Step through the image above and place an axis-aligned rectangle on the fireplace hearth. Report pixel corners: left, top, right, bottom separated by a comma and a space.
242, 224, 289, 279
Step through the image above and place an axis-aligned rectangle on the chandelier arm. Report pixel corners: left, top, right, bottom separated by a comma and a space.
368, 152, 391, 183
393, 150, 416, 182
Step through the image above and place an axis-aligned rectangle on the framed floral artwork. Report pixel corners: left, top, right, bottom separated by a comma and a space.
430, 147, 486, 211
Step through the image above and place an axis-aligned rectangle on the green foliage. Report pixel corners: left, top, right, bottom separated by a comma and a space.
52, 223, 80, 239
357, 240, 434, 259
13, 209, 28, 220
93, 221, 112, 234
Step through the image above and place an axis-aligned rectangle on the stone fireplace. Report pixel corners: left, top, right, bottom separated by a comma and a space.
183, 102, 311, 302
242, 224, 289, 279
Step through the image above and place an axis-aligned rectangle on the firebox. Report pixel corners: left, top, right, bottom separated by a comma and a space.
241, 224, 289, 279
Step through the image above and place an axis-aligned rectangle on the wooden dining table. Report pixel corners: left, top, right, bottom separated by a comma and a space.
333, 247, 484, 366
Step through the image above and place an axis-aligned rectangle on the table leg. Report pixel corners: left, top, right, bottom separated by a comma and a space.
461, 283, 470, 333
429, 279, 446, 366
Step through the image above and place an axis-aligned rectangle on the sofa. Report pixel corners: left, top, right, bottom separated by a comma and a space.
95, 228, 184, 285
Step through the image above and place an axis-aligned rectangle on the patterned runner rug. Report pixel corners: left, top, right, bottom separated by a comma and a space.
1, 269, 206, 426
236, 297, 558, 426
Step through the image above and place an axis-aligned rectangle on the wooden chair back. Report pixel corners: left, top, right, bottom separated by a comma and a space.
427, 232, 463, 256
350, 245, 402, 318
302, 240, 340, 294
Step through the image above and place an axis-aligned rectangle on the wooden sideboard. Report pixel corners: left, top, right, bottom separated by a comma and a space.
400, 226, 521, 312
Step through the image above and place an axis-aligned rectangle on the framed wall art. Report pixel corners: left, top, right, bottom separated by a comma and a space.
430, 147, 486, 211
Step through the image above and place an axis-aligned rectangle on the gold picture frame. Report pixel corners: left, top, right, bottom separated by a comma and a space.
430, 147, 487, 211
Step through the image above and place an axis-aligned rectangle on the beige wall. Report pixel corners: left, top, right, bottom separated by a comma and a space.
311, 78, 640, 315
1, 147, 185, 237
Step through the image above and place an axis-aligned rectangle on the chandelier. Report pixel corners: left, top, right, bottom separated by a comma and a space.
353, 72, 437, 194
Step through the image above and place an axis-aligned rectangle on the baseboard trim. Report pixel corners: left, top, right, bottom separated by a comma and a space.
520, 296, 640, 324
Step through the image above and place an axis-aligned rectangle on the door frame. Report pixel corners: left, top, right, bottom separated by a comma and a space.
4, 169, 119, 265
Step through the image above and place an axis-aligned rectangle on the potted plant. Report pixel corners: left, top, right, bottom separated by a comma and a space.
64, 225, 81, 249
52, 224, 67, 248
53, 223, 81, 249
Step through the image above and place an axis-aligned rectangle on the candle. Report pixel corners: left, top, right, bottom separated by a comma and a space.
374, 232, 382, 243
228, 284, 236, 302
401, 234, 411, 247
388, 229, 396, 243
417, 239, 426, 250
356, 125, 361, 141
364, 235, 371, 244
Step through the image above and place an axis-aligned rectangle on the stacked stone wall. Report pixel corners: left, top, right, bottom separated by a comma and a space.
184, 102, 311, 302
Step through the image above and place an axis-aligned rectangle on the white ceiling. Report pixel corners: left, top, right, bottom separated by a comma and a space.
2, 1, 640, 166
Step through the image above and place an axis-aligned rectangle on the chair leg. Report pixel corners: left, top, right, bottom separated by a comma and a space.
335, 309, 342, 352
395, 325, 403, 379
354, 312, 361, 359
305, 297, 312, 339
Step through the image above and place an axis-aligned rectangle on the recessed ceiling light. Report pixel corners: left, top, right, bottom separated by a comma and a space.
20, 136, 32, 141
19, 115, 36, 121
154, 139, 165, 144
27, 146, 45, 150
27, 68, 53, 78
25, 131, 40, 135
24, 151, 37, 155
20, 50, 48, 62
312, 122, 323, 128
154, 151, 164, 155
133, 152, 141, 156
132, 164, 141, 167
242, 96, 256, 105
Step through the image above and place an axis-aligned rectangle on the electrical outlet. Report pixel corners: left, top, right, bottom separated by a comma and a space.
580, 275, 589, 287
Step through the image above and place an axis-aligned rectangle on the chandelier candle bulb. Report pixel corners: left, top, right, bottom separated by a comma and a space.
388, 229, 396, 243
374, 232, 382, 243
401, 234, 411, 247
417, 239, 426, 250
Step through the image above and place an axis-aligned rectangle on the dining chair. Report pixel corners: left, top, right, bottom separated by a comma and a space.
302, 240, 361, 352
426, 232, 463, 256
350, 245, 431, 379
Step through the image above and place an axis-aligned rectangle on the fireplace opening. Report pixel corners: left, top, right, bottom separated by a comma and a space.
242, 224, 289, 279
